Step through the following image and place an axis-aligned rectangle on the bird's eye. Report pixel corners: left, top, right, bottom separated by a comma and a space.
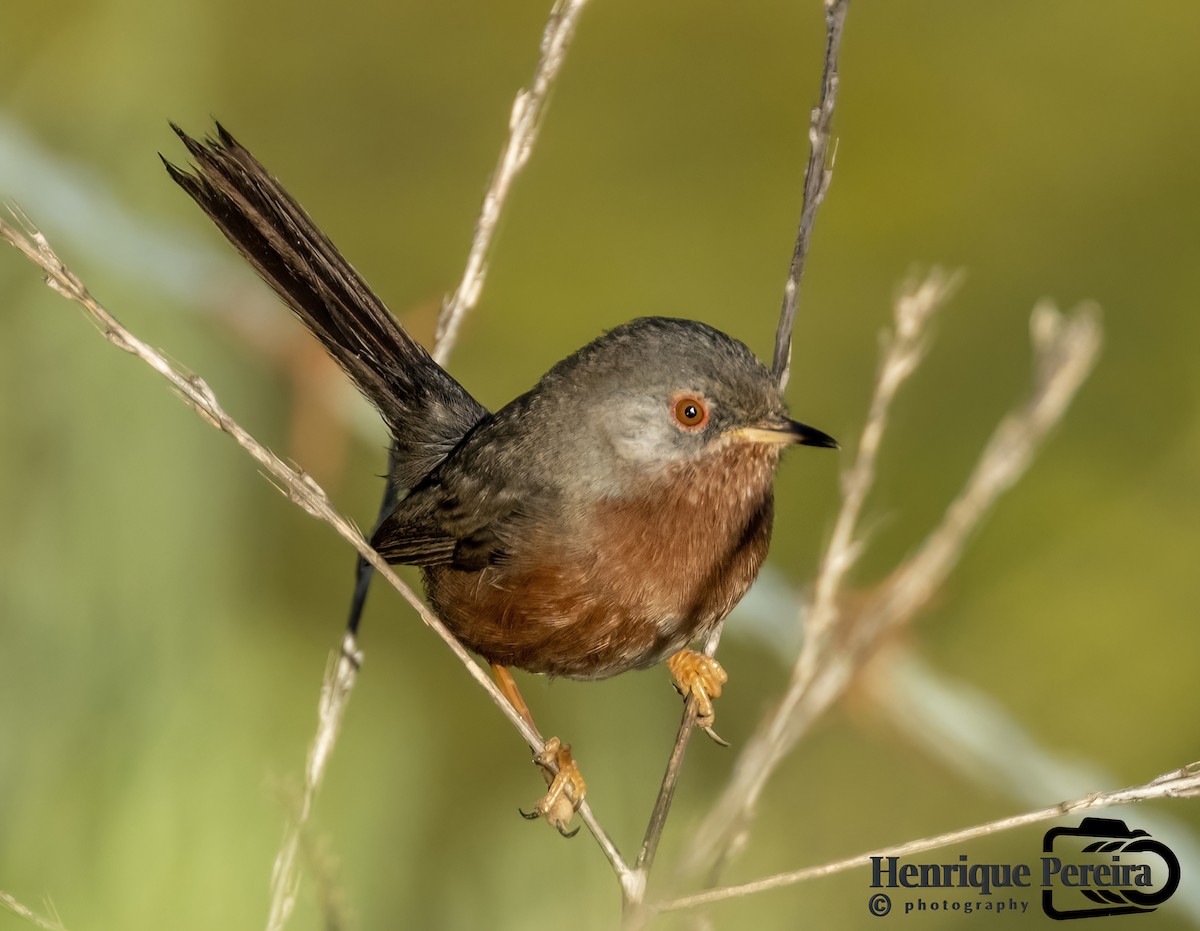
672, 395, 709, 430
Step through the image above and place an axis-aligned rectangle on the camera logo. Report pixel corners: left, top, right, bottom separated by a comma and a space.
1042, 817, 1181, 920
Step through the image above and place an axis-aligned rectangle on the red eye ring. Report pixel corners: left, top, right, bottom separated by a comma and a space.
672, 394, 709, 430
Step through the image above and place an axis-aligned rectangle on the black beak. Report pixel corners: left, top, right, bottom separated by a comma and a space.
786, 419, 839, 449
731, 417, 839, 448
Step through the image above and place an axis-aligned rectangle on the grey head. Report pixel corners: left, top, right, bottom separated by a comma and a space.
507, 317, 837, 495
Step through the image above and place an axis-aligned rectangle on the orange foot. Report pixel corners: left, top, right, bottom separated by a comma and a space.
492, 664, 585, 837
667, 649, 730, 745
520, 737, 586, 837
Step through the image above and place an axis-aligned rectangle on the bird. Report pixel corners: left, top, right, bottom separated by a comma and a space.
163, 123, 837, 834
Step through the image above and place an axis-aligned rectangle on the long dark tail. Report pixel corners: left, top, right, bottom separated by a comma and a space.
163, 122, 487, 488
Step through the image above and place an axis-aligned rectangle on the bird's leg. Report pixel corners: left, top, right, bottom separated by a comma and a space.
667, 649, 730, 746
491, 662, 537, 731
491, 663, 586, 837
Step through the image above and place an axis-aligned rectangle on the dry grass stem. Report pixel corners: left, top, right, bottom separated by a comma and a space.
803, 270, 961, 681
265, 635, 362, 931
656, 761, 1200, 913
856, 301, 1103, 641
0, 211, 631, 894
0, 892, 69, 931
681, 290, 1102, 884
772, 0, 849, 388
433, 0, 591, 364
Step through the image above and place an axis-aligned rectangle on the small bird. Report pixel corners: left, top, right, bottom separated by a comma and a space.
164, 123, 836, 834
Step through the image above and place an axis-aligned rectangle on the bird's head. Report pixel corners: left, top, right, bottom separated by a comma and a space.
533, 317, 836, 485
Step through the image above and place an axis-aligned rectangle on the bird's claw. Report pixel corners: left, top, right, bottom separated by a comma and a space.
526, 737, 586, 837
667, 649, 729, 743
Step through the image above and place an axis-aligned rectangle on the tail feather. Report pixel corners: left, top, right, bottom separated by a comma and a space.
163, 122, 486, 488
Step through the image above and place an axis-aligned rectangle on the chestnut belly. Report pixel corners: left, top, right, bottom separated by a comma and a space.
423, 491, 774, 680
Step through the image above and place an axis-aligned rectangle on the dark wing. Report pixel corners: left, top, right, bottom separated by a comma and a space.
371, 500, 514, 570
371, 472, 540, 571
371, 415, 552, 570
163, 122, 487, 488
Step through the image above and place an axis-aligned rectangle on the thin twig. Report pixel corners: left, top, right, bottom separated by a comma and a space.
637, 705, 700, 874
433, 0, 591, 365
632, 635, 713, 876
772, 0, 849, 389
265, 635, 362, 931
656, 761, 1200, 913
626, 4, 854, 905
682, 292, 1102, 882
0, 211, 631, 887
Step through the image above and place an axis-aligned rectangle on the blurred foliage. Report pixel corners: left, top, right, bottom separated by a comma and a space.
1, 0, 1198, 928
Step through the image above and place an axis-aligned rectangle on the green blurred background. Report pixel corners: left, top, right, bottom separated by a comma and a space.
2, 1, 1198, 928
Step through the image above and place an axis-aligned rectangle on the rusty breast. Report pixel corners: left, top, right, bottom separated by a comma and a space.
425, 442, 780, 679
